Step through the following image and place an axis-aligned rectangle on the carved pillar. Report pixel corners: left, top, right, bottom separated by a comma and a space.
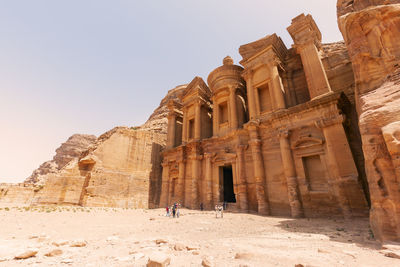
212, 163, 220, 206
182, 107, 188, 144
212, 97, 218, 137
243, 71, 256, 120
278, 129, 303, 218
296, 42, 331, 98
248, 125, 269, 215
167, 113, 176, 149
204, 153, 214, 209
176, 159, 186, 204
229, 86, 239, 130
168, 175, 174, 205
191, 154, 202, 209
287, 14, 331, 99
316, 115, 353, 219
194, 102, 201, 140
236, 145, 249, 212
159, 162, 170, 207
268, 60, 286, 110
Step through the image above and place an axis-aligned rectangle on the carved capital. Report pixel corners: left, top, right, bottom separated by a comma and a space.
278, 128, 291, 139
249, 139, 262, 148
315, 115, 344, 129
161, 162, 169, 168
241, 69, 254, 81
264, 52, 282, 68
204, 152, 216, 160
245, 119, 260, 131
188, 154, 203, 161
236, 144, 249, 153
176, 158, 186, 164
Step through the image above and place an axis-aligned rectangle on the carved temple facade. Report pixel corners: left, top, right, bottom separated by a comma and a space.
160, 14, 369, 218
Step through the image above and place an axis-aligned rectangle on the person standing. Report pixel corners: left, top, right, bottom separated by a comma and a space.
166, 206, 169, 217
200, 202, 204, 211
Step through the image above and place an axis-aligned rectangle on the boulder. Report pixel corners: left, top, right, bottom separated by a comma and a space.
44, 249, 63, 257
69, 239, 87, 247
146, 253, 171, 267
14, 249, 38, 259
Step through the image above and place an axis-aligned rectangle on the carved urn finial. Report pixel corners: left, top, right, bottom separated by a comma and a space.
223, 56, 234, 66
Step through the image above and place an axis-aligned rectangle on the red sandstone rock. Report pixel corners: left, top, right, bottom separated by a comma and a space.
337, 0, 400, 242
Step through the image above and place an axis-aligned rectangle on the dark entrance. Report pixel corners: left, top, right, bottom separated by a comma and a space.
222, 165, 236, 203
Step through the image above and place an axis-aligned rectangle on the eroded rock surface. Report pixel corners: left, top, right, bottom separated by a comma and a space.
25, 134, 97, 185
0, 86, 186, 208
337, 0, 400, 242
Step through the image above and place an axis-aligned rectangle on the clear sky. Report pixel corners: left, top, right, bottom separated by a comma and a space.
0, 0, 342, 183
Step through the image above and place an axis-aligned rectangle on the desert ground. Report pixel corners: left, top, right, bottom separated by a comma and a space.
0, 204, 399, 267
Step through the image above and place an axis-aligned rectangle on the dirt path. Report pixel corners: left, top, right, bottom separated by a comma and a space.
0, 205, 398, 266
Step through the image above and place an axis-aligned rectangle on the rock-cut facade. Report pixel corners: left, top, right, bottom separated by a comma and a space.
161, 14, 370, 219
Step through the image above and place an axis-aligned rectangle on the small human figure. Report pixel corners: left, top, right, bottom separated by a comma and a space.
223, 201, 227, 210
166, 206, 169, 217
220, 205, 223, 218
172, 204, 176, 218
200, 202, 204, 211
177, 206, 180, 218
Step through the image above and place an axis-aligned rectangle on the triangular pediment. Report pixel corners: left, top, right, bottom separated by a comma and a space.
212, 152, 237, 163
180, 76, 212, 103
239, 33, 287, 65
291, 137, 324, 149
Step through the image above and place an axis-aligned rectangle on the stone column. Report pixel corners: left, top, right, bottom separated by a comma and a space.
278, 129, 303, 218
159, 162, 170, 207
236, 145, 249, 212
182, 108, 188, 144
176, 159, 186, 205
316, 115, 353, 219
268, 58, 286, 110
204, 153, 214, 209
167, 113, 176, 149
212, 97, 218, 137
194, 102, 202, 140
168, 176, 174, 205
191, 155, 202, 209
287, 14, 331, 99
212, 164, 220, 206
229, 86, 238, 130
248, 125, 269, 215
243, 70, 257, 120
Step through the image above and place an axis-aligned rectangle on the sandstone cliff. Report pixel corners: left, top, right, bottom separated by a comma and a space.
25, 134, 97, 185
0, 85, 186, 207
140, 84, 187, 134
337, 0, 400, 242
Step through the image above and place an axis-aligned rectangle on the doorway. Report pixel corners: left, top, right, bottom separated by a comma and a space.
221, 165, 236, 203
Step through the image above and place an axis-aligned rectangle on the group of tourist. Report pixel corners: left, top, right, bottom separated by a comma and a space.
215, 204, 224, 218
165, 202, 180, 218
165, 202, 226, 218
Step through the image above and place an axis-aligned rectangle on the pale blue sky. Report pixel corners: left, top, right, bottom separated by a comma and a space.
0, 0, 342, 182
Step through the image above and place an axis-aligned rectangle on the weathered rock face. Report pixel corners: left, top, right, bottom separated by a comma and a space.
33, 127, 165, 208
0, 183, 37, 205
140, 85, 187, 134
337, 1, 400, 242
0, 85, 185, 208
337, 1, 400, 95
25, 134, 97, 184
162, 17, 369, 220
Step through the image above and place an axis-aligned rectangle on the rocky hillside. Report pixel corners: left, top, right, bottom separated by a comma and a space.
140, 84, 186, 134
25, 134, 97, 184
24, 85, 186, 186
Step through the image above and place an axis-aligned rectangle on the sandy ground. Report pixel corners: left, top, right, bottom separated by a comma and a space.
0, 205, 399, 267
